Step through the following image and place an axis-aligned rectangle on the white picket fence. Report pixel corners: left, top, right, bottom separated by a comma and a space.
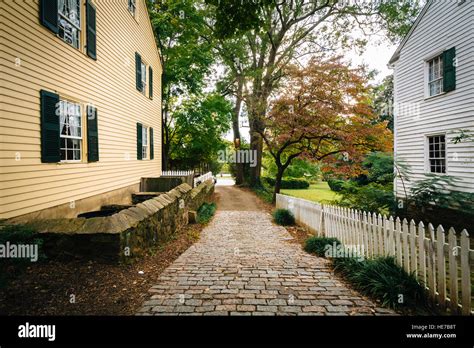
194, 171, 213, 187
276, 194, 473, 315
161, 170, 194, 176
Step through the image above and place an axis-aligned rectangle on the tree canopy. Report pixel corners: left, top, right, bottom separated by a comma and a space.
260, 57, 393, 201
169, 94, 232, 170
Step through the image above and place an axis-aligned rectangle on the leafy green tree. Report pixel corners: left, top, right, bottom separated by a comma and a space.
206, 0, 424, 186
261, 58, 392, 203
371, 75, 394, 131
147, 0, 215, 169
263, 156, 321, 181
336, 152, 396, 215
354, 152, 394, 186
169, 94, 232, 171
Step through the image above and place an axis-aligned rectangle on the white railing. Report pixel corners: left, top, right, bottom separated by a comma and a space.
276, 194, 473, 315
194, 171, 213, 187
161, 170, 194, 176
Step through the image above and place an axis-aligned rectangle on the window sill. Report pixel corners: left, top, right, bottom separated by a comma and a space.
128, 10, 139, 23
424, 170, 449, 176
137, 90, 152, 100
58, 160, 83, 164
54, 34, 96, 61
424, 91, 447, 101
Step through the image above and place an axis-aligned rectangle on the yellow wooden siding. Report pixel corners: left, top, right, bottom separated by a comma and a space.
0, 0, 163, 218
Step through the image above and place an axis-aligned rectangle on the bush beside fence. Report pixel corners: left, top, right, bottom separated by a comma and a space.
276, 193, 473, 315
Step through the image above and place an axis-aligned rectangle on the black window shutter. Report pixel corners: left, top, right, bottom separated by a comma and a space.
87, 105, 99, 162
443, 47, 456, 93
135, 53, 142, 91
86, 0, 97, 60
39, 0, 58, 34
40, 90, 60, 163
149, 67, 153, 99
137, 122, 143, 160
150, 127, 154, 160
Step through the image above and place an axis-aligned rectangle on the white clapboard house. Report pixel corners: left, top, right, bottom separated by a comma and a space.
389, 0, 474, 199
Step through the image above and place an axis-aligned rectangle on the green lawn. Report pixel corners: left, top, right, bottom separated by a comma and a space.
281, 181, 339, 204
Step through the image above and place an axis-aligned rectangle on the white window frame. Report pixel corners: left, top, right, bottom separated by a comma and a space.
59, 100, 83, 162
425, 133, 447, 174
142, 126, 148, 160
424, 50, 446, 99
128, 0, 137, 17
58, 0, 82, 49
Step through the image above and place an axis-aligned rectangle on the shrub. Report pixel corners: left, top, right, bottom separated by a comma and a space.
327, 179, 345, 192
336, 181, 395, 215
253, 186, 273, 204
197, 202, 217, 224
272, 209, 295, 226
410, 174, 474, 214
0, 224, 40, 245
304, 236, 342, 257
333, 256, 427, 309
0, 224, 44, 288
263, 177, 310, 189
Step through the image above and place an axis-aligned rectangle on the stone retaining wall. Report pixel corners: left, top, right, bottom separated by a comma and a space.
26, 181, 215, 263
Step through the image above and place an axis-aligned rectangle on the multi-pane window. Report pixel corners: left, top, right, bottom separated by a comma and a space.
428, 135, 446, 174
128, 0, 137, 16
142, 126, 148, 159
428, 55, 443, 97
141, 62, 147, 95
58, 0, 81, 49
59, 100, 82, 161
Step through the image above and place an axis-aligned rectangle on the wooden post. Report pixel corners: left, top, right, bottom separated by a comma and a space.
460, 230, 471, 315
377, 214, 383, 256
447, 228, 458, 314
436, 225, 446, 310
418, 221, 426, 288
388, 216, 395, 257
409, 220, 417, 277
395, 217, 403, 266
426, 223, 436, 299
402, 218, 410, 272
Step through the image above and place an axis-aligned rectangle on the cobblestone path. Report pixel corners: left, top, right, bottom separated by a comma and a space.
137, 186, 394, 316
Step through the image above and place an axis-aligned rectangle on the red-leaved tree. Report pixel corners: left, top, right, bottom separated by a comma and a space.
260, 57, 393, 203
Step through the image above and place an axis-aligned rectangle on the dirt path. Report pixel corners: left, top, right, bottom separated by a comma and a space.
214, 185, 262, 211
137, 185, 393, 316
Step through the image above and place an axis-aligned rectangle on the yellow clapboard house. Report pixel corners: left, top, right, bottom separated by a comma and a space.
0, 0, 162, 220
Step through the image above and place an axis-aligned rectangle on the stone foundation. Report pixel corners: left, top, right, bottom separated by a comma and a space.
10, 183, 139, 222
25, 181, 215, 263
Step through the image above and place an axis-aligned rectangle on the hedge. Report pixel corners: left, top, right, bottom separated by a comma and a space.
263, 177, 310, 189
327, 179, 346, 192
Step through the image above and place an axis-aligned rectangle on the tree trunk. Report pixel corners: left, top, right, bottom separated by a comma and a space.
272, 166, 284, 204
250, 131, 263, 187
248, 100, 266, 187
233, 75, 244, 185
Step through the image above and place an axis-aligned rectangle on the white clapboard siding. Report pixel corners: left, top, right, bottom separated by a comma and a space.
276, 194, 473, 315
0, 0, 163, 219
392, 0, 474, 195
